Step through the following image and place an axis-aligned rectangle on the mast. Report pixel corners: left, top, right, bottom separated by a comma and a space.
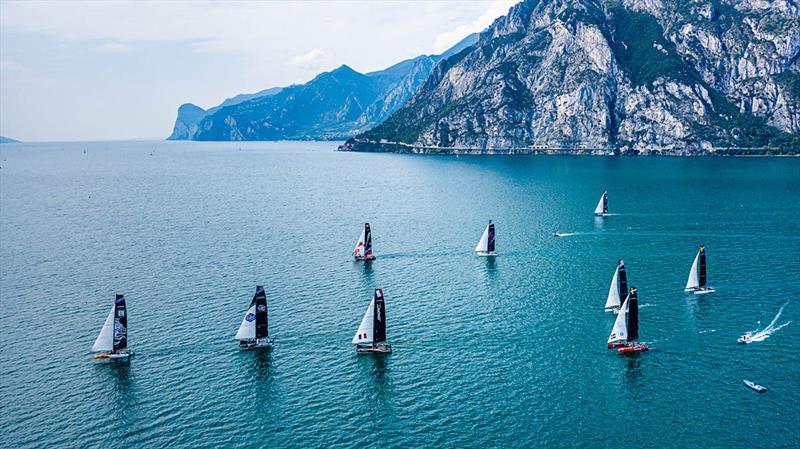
363, 223, 373, 258
372, 289, 386, 344
617, 260, 628, 301
486, 221, 495, 253
698, 246, 707, 288
112, 294, 127, 353
254, 286, 269, 340
627, 287, 639, 342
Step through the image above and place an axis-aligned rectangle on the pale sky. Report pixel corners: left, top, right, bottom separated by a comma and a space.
0, 0, 520, 142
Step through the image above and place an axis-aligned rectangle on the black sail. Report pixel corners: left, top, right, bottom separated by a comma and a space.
602, 191, 608, 214
627, 287, 639, 342
487, 221, 496, 253
113, 294, 128, 352
698, 246, 707, 288
617, 260, 628, 300
364, 223, 373, 257
254, 286, 269, 339
372, 289, 387, 343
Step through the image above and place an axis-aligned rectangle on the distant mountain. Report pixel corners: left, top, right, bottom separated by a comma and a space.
167, 87, 284, 140
168, 33, 479, 141
343, 0, 800, 155
0, 136, 20, 144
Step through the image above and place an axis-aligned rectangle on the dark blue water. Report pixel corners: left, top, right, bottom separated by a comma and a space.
1, 141, 799, 448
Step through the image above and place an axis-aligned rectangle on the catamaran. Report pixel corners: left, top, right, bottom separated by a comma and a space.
352, 289, 392, 353
91, 294, 133, 360
684, 245, 715, 294
475, 220, 497, 256
594, 191, 608, 216
604, 259, 628, 313
235, 286, 273, 349
607, 287, 648, 353
353, 223, 375, 261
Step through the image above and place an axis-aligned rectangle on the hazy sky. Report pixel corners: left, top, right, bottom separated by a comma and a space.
0, 0, 520, 142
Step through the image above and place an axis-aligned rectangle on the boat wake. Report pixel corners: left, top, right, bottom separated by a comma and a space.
740, 302, 791, 344
638, 303, 656, 308
553, 231, 580, 237
699, 329, 717, 334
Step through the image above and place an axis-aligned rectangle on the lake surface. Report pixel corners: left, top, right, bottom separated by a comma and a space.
1, 141, 799, 448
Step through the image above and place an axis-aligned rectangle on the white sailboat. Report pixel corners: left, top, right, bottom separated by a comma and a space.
353, 223, 375, 261
604, 259, 628, 313
684, 245, 715, 294
594, 191, 608, 216
353, 289, 391, 353
607, 287, 648, 353
235, 286, 273, 348
475, 220, 497, 256
91, 294, 132, 360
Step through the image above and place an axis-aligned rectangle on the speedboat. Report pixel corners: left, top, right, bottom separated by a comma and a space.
743, 380, 766, 393
738, 332, 753, 344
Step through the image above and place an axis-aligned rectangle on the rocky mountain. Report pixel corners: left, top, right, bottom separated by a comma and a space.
169, 34, 479, 141
0, 136, 20, 144
343, 0, 800, 154
167, 87, 283, 140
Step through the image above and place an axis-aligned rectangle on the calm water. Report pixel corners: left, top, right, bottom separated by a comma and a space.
1, 141, 799, 448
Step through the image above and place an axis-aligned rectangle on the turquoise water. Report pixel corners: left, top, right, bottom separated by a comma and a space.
1, 141, 799, 448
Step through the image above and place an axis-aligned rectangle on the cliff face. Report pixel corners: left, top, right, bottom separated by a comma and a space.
346, 0, 800, 154
169, 34, 479, 141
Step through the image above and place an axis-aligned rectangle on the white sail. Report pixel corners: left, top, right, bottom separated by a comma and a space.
685, 252, 700, 290
91, 305, 115, 352
604, 266, 621, 310
474, 224, 490, 252
352, 298, 375, 344
594, 194, 605, 215
235, 303, 257, 340
353, 227, 366, 257
607, 295, 629, 344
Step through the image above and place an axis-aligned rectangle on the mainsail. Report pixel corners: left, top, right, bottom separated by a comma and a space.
594, 191, 608, 215
698, 246, 707, 288
113, 294, 127, 352
607, 295, 630, 344
627, 287, 639, 341
475, 221, 495, 253
254, 286, 269, 340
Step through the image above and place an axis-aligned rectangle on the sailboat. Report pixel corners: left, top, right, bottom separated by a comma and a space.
91, 294, 133, 360
604, 259, 628, 313
594, 191, 609, 216
235, 286, 273, 349
352, 289, 392, 353
607, 287, 648, 353
353, 223, 375, 261
684, 245, 715, 294
475, 220, 497, 256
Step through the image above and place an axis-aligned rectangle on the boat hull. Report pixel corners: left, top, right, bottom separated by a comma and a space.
685, 287, 716, 294
476, 252, 497, 257
354, 255, 376, 261
743, 380, 766, 393
92, 351, 133, 360
616, 344, 649, 353
356, 343, 392, 354
239, 338, 274, 349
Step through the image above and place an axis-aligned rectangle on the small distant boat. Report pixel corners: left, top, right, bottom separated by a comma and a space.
353, 223, 375, 261
353, 289, 392, 354
91, 294, 133, 360
594, 191, 609, 216
604, 259, 628, 314
475, 220, 497, 256
607, 287, 649, 353
684, 245, 715, 294
738, 332, 753, 344
235, 286, 273, 349
743, 380, 766, 393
